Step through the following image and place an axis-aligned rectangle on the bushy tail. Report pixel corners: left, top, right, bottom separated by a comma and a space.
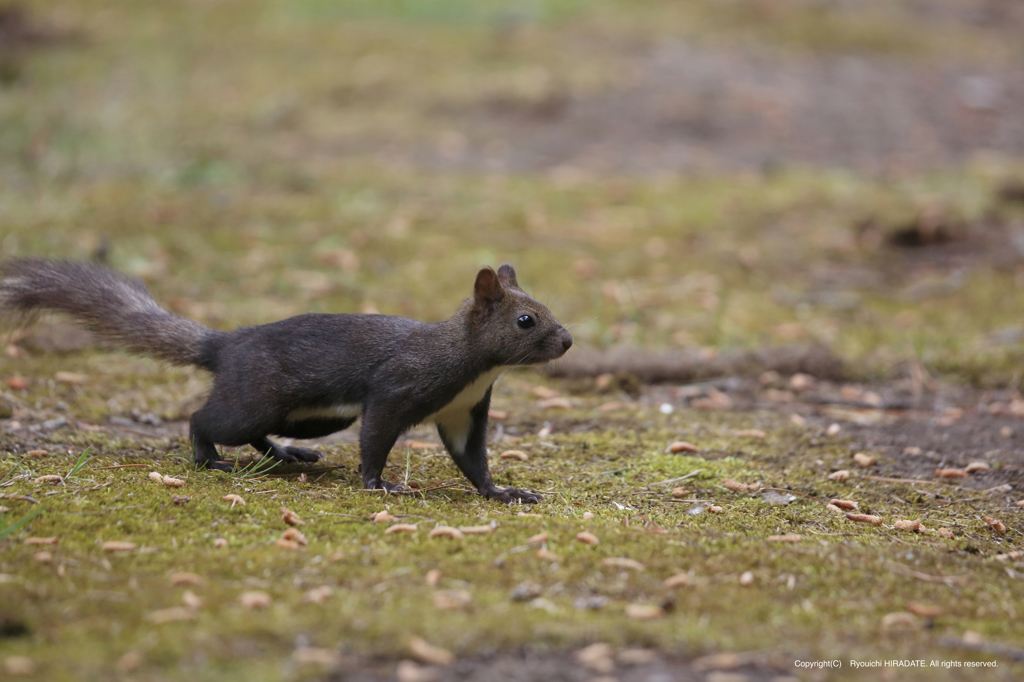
0, 258, 218, 368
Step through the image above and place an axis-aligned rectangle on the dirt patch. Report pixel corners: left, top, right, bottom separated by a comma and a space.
420, 42, 1024, 174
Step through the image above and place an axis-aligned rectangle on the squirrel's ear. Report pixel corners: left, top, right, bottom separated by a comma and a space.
496, 263, 520, 290
473, 267, 504, 305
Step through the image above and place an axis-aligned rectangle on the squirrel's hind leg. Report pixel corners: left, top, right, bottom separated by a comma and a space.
189, 414, 232, 472
250, 436, 323, 464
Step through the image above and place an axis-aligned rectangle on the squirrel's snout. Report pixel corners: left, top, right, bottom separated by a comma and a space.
560, 330, 573, 352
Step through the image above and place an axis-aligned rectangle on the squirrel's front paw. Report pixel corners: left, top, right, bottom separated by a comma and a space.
484, 487, 543, 504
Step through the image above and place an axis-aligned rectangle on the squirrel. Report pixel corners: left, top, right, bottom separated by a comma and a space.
0, 258, 573, 503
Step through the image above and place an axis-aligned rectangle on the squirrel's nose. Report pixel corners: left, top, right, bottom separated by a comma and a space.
561, 331, 573, 351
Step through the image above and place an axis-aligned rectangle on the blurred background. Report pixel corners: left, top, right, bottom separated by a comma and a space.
3, 0, 1024, 385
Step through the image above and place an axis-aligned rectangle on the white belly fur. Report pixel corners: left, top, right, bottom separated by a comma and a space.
284, 367, 505, 454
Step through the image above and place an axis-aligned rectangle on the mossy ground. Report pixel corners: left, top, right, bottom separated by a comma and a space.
1, 0, 1024, 680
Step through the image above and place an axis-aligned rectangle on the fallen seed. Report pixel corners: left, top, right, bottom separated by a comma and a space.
500, 450, 529, 461
161, 476, 186, 488
222, 494, 246, 508
670, 487, 688, 498
427, 526, 464, 540
433, 589, 473, 611
739, 571, 754, 586
24, 537, 59, 546
667, 441, 699, 453
526, 533, 549, 545
181, 590, 203, 609
825, 504, 844, 515
907, 602, 942, 618
281, 528, 308, 545
55, 371, 86, 384
708, 505, 723, 514
425, 569, 442, 586
26, 449, 48, 458
964, 461, 990, 474
517, 511, 541, 518
531, 386, 560, 399
582, 511, 595, 520
845, 513, 883, 525
459, 525, 494, 535
488, 409, 508, 421
767, 534, 802, 543
903, 446, 922, 455
408, 637, 454, 666
935, 468, 968, 479
829, 499, 858, 510
881, 612, 919, 631
663, 573, 690, 589
734, 429, 766, 439
293, 647, 343, 667
826, 423, 841, 436
171, 495, 191, 505
537, 397, 572, 410
33, 551, 52, 562
102, 541, 137, 552
239, 590, 271, 609
601, 557, 645, 571
511, 581, 543, 601
303, 586, 334, 604
147, 607, 196, 624
722, 479, 760, 492
852, 453, 876, 468
34, 474, 62, 484
385, 524, 418, 534
789, 373, 816, 391
536, 548, 560, 561
170, 572, 204, 587
625, 603, 663, 620
1017, 500, 1024, 508
281, 506, 306, 526
828, 470, 850, 482
894, 519, 924, 532
576, 531, 599, 545
575, 643, 614, 673
937, 527, 954, 539
149, 471, 165, 483
213, 538, 228, 548
983, 516, 1006, 534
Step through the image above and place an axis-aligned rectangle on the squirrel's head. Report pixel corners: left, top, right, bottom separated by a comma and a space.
468, 263, 572, 367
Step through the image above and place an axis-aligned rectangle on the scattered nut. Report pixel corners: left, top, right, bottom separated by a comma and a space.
601, 557, 645, 571
222, 494, 246, 508
24, 537, 59, 546
671, 487, 688, 498
825, 504, 844, 515
708, 505, 723, 514
722, 479, 760, 492
170, 572, 204, 587
829, 499, 858, 510
281, 507, 306, 526
964, 462, 990, 474
852, 453, 876, 468
625, 603, 663, 620
828, 470, 850, 482
575, 531, 599, 545
385, 524, 418, 534
408, 637, 454, 666
427, 526, 464, 540
102, 541, 137, 552
903, 446, 922, 455
894, 519, 924, 532
500, 450, 529, 461
26, 449, 48, 458
161, 476, 186, 488
281, 528, 308, 545
845, 513, 883, 525
936, 528, 955, 539
148, 471, 164, 482
663, 573, 690, 589
303, 586, 334, 604
116, 652, 143, 673
239, 590, 272, 610
667, 441, 699, 453
34, 474, 62, 484
789, 373, 816, 391
935, 468, 968, 479
293, 647, 344, 667
881, 612, 919, 631
7, 376, 29, 391
983, 516, 1006, 534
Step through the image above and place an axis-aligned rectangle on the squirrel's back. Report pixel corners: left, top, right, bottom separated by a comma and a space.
0, 258, 220, 369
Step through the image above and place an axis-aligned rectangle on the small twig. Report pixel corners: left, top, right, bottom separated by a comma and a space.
92, 464, 149, 470
885, 561, 968, 585
864, 475, 949, 486
651, 469, 703, 486
760, 487, 816, 499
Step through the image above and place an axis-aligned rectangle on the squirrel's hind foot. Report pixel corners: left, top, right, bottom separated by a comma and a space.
483, 486, 543, 504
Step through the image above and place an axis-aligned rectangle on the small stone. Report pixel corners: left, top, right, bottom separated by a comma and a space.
582, 511, 595, 520
576, 531, 599, 545
239, 590, 271, 610
826, 423, 841, 436
789, 373, 816, 391
408, 637, 454, 666
511, 582, 543, 602
852, 453, 876, 468
1000, 426, 1013, 438
739, 571, 754, 586
667, 441, 699, 453
828, 469, 850, 482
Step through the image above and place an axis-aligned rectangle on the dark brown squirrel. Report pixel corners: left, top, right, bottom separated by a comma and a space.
0, 258, 573, 503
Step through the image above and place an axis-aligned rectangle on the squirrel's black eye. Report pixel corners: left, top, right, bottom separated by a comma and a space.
517, 315, 535, 329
